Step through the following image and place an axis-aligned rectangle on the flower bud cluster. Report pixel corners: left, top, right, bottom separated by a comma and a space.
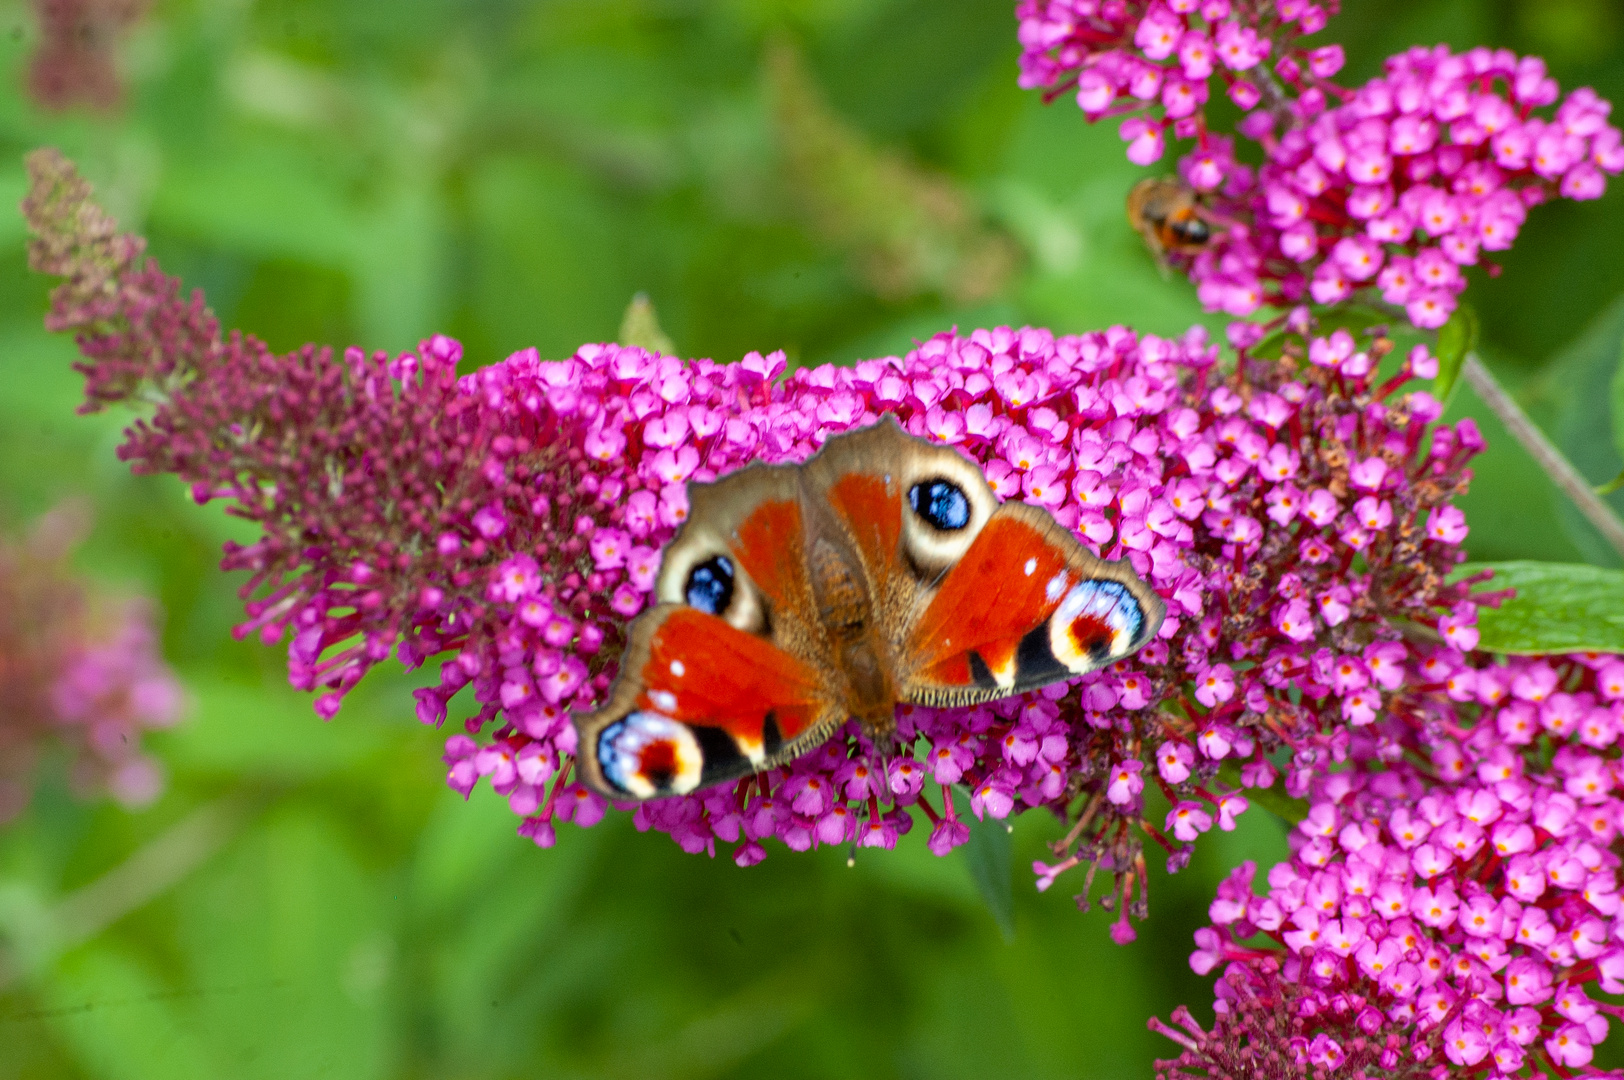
1019, 4, 1623, 329
1016, 0, 1346, 166
1181, 46, 1624, 327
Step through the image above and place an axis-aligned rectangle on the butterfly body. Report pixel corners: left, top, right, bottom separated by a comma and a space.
575, 418, 1164, 801
808, 535, 897, 733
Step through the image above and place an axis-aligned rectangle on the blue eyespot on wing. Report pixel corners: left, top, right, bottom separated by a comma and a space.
574, 606, 841, 800
596, 712, 707, 799
684, 555, 734, 615
909, 479, 971, 531
1046, 578, 1153, 671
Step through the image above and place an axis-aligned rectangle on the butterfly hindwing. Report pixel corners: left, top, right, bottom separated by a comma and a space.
901, 502, 1165, 706
575, 606, 844, 799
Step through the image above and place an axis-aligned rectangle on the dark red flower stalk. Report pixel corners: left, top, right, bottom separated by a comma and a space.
25, 148, 631, 732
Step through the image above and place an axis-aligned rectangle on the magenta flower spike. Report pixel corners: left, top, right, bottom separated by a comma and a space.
1019, 2, 1624, 324
1019, 0, 1341, 147
1178, 47, 1624, 324
1157, 653, 1624, 1079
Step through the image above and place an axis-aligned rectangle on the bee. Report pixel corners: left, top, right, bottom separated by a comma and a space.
1126, 177, 1212, 266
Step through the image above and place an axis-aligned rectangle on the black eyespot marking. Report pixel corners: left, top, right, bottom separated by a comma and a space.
909, 479, 971, 531
685, 555, 734, 615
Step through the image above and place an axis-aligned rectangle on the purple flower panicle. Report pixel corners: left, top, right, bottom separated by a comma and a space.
0, 501, 184, 819
1018, 3, 1623, 327
1158, 653, 1624, 1079
25, 149, 1515, 936
1017, 0, 1344, 166
1177, 47, 1624, 327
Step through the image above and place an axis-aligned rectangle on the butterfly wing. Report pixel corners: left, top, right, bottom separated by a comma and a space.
901, 501, 1165, 706
802, 418, 1162, 705
576, 461, 847, 800
575, 605, 846, 799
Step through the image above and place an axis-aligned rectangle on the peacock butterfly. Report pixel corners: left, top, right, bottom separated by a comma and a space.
574, 417, 1165, 800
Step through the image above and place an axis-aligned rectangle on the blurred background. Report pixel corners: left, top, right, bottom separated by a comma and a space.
0, 1, 1621, 1077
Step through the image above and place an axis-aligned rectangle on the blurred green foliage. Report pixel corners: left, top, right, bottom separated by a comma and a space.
0, 0, 1622, 1077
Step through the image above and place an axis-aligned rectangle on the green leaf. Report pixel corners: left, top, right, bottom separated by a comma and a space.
1434, 302, 1480, 403
1455, 561, 1624, 654
1599, 468, 1624, 496
960, 807, 1015, 941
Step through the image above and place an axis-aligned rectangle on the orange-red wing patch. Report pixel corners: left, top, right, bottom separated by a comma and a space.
639, 608, 827, 745
728, 499, 808, 613
906, 511, 1073, 687
823, 472, 903, 579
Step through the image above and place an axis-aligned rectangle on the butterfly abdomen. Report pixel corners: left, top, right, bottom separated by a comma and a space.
840, 635, 897, 732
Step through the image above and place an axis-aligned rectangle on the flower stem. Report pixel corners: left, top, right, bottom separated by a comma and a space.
1461, 354, 1624, 561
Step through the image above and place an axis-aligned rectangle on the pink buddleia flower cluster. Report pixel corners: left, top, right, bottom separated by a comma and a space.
0, 502, 185, 821
1018, 3, 1624, 329
1157, 654, 1624, 1078
1178, 46, 1624, 326
26, 150, 1516, 933
450, 322, 1487, 909
1016, 0, 1346, 166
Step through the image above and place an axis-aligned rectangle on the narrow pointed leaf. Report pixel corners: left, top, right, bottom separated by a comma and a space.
961, 809, 1015, 941
618, 293, 676, 355
1434, 303, 1479, 403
